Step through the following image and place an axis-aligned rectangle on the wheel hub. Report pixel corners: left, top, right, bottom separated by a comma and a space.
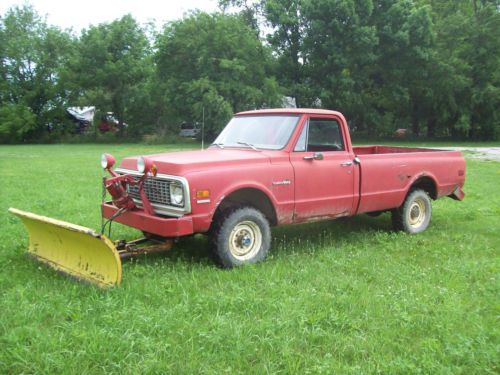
408, 198, 426, 227
228, 221, 262, 260
240, 234, 252, 247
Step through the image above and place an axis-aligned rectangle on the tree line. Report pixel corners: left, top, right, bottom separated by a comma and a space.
0, 0, 499, 144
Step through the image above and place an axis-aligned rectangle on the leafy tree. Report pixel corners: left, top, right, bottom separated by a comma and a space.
219, 0, 266, 33
265, 0, 314, 107
467, 1, 500, 139
155, 12, 281, 139
302, 0, 378, 130
1, 1, 499, 143
225, 0, 499, 140
0, 5, 73, 142
69, 15, 150, 136
359, 0, 435, 136
0, 103, 37, 141
413, 1, 472, 138
416, 0, 500, 139
219, 0, 314, 107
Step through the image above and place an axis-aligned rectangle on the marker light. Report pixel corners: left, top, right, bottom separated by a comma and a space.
196, 190, 210, 199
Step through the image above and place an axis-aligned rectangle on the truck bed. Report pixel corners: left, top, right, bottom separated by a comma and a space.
352, 146, 465, 214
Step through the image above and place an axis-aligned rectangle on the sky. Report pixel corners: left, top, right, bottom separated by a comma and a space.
0, 0, 219, 32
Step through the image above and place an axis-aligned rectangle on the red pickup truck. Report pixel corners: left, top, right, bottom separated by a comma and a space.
101, 108, 466, 268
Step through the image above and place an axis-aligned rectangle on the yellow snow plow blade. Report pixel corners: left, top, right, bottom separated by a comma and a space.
9, 208, 122, 287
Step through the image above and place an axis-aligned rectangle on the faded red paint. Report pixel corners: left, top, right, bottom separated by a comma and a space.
102, 108, 465, 238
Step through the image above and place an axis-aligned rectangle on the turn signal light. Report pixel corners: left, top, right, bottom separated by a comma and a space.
196, 190, 210, 199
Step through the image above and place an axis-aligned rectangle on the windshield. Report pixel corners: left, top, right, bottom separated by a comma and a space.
212, 115, 300, 150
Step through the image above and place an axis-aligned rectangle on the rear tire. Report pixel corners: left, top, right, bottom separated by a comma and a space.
210, 207, 271, 268
392, 189, 432, 234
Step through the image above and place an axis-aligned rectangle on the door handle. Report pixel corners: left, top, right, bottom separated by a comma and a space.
303, 152, 324, 161
340, 161, 353, 166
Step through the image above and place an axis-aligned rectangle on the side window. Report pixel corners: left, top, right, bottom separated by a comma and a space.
294, 118, 344, 152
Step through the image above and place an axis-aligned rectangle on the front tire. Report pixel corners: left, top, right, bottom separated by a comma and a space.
210, 207, 271, 268
392, 189, 432, 234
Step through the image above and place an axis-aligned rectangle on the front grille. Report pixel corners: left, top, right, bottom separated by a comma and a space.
115, 168, 190, 217
127, 176, 173, 206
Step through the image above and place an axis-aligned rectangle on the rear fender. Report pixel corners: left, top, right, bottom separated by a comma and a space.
404, 173, 439, 201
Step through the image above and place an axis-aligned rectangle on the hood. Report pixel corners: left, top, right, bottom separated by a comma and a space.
118, 149, 271, 176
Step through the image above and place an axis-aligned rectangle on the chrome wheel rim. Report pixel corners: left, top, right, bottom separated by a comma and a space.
228, 221, 262, 260
408, 198, 426, 228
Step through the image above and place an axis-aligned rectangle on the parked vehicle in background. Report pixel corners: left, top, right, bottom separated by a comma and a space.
394, 128, 409, 138
98, 112, 127, 133
66, 108, 127, 134
179, 122, 201, 138
66, 106, 96, 134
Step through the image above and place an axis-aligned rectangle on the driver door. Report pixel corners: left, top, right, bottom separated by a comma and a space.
290, 116, 356, 222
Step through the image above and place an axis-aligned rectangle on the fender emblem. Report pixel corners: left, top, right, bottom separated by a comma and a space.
272, 180, 291, 186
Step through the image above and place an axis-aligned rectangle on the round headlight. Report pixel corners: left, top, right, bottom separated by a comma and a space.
137, 156, 146, 173
101, 153, 115, 169
170, 184, 184, 205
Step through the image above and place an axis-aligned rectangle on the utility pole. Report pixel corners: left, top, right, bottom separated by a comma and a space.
201, 106, 205, 150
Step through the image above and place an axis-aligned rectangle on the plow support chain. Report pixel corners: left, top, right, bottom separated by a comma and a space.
9, 208, 122, 287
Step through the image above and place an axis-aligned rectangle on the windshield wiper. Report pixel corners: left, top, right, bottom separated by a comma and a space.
210, 142, 225, 149
237, 141, 259, 151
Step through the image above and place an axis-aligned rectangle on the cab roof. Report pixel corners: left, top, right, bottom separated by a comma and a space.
236, 108, 343, 117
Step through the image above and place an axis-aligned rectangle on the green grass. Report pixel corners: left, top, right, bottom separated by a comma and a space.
0, 144, 498, 374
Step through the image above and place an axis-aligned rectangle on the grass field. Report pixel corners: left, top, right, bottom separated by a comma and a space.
0, 144, 498, 374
